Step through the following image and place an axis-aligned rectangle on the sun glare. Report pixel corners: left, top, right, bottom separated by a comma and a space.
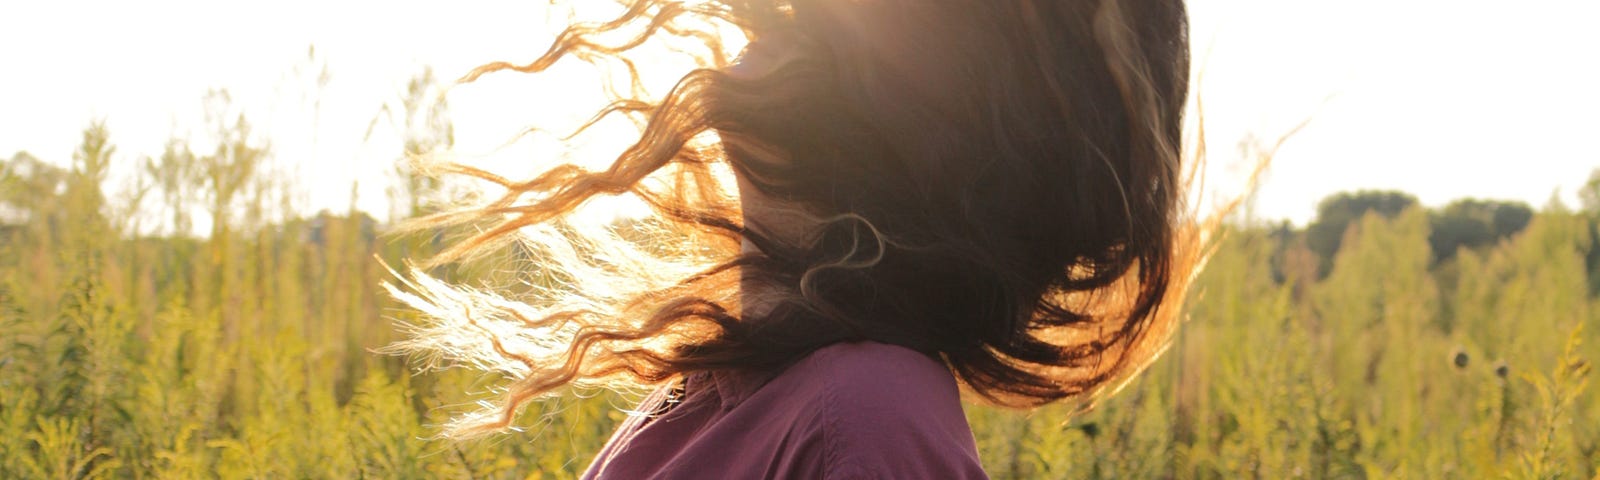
446, 1, 748, 228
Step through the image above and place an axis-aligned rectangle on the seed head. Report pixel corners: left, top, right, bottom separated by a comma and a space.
1078, 422, 1100, 439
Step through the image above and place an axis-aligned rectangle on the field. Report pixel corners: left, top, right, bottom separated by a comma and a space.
1, 123, 1596, 479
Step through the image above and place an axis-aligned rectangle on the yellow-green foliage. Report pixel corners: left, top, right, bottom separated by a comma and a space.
1, 123, 1596, 478
1, 122, 629, 479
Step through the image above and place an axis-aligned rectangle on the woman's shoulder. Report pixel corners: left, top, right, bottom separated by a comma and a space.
770, 341, 988, 479
723, 341, 958, 406
795, 341, 959, 397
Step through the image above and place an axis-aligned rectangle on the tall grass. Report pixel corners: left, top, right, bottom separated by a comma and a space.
1, 120, 1595, 478
964, 208, 1596, 479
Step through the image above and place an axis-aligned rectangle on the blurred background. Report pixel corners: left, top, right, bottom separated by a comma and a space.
0, 1, 1595, 478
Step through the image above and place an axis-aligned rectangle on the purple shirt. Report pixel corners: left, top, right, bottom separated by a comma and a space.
581, 341, 990, 479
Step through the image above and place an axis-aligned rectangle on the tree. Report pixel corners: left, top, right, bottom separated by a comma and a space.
144, 140, 197, 236
0, 152, 68, 225
369, 67, 454, 221
1427, 199, 1533, 262
1578, 168, 1600, 215
194, 89, 271, 238
1305, 190, 1418, 275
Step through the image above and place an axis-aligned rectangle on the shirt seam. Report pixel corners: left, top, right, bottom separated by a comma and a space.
822, 346, 843, 480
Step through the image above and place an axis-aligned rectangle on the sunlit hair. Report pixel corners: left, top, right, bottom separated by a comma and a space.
386, 0, 1215, 438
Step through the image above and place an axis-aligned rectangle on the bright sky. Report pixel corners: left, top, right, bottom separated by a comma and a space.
3, 0, 1597, 228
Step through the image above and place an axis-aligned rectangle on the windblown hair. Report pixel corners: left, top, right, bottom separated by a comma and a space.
387, 0, 1211, 438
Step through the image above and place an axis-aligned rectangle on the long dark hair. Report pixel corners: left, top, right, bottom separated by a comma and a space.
388, 0, 1207, 437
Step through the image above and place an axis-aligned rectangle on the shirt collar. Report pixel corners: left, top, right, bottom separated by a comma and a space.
708, 367, 781, 411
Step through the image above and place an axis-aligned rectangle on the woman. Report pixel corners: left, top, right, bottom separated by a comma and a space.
388, 0, 1204, 477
